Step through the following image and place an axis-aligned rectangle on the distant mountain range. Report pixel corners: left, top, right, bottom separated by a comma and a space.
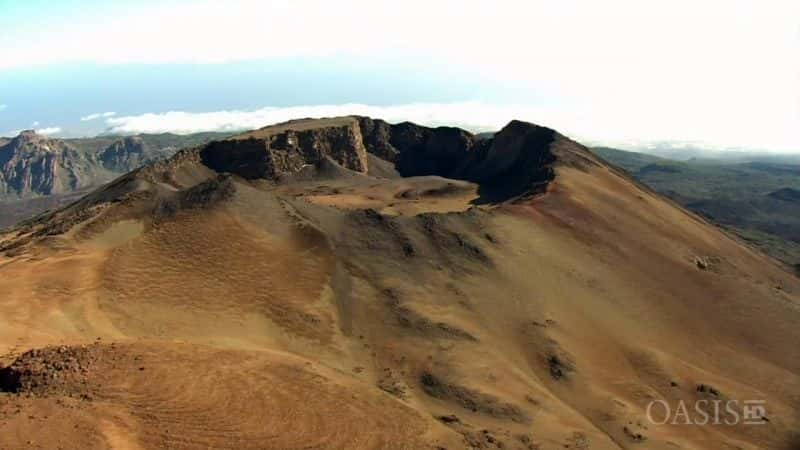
5, 130, 800, 273
0, 130, 229, 228
591, 141, 800, 164
595, 146, 800, 269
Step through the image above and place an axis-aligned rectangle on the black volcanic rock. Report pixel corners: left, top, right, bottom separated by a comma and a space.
198, 116, 584, 202
355, 117, 399, 163
356, 117, 476, 177
455, 120, 557, 201
356, 117, 560, 201
1, 116, 588, 231
384, 121, 475, 178
201, 119, 368, 180
201, 138, 276, 180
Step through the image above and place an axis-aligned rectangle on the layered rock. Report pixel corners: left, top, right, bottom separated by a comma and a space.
0, 131, 224, 205
99, 136, 149, 172
361, 117, 597, 201
355, 117, 561, 200
201, 118, 369, 179
202, 116, 579, 202
0, 130, 97, 198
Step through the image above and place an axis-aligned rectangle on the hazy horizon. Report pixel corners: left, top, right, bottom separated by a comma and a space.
1, 0, 798, 152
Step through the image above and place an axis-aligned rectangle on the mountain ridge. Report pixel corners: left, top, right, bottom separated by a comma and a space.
594, 146, 800, 269
0, 130, 229, 229
0, 130, 231, 200
0, 117, 798, 449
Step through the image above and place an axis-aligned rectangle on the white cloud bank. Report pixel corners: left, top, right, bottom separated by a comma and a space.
104, 102, 800, 152
81, 111, 116, 121
105, 103, 515, 135
4, 0, 798, 150
4, 126, 63, 137
36, 127, 62, 135
5, 1, 798, 75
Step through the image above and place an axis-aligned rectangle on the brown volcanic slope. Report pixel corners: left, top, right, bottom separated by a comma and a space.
0, 117, 798, 450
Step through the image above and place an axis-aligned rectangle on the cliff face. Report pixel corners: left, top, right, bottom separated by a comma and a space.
357, 117, 561, 200
99, 136, 151, 172
0, 117, 583, 229
0, 131, 229, 229
0, 132, 224, 203
202, 119, 368, 180
0, 131, 100, 198
221, 116, 578, 202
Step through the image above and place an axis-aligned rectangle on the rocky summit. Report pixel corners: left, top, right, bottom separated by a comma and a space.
0, 117, 798, 450
201, 116, 567, 202
0, 130, 97, 198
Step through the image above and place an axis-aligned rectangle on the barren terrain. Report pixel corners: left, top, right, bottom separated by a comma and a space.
0, 117, 798, 449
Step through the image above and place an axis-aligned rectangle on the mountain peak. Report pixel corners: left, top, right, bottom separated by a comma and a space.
1, 131, 54, 157
12, 130, 45, 144
1, 117, 797, 450
201, 116, 594, 203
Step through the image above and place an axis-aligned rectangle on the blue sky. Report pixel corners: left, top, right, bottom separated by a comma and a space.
0, 58, 527, 136
1, 0, 799, 151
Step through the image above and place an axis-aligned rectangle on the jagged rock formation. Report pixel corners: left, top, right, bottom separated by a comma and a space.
1, 117, 597, 238
0, 130, 101, 198
215, 116, 587, 202
0, 131, 228, 201
99, 136, 150, 172
358, 117, 563, 201
203, 117, 369, 181
0, 131, 227, 229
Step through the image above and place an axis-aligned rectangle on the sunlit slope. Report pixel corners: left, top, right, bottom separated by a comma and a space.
0, 117, 797, 449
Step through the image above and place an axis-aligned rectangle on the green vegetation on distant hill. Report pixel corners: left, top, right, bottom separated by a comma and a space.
592, 147, 664, 172
595, 147, 800, 269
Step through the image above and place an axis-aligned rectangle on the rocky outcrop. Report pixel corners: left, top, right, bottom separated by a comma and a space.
457, 120, 559, 201
357, 117, 561, 201
201, 116, 577, 202
356, 117, 476, 178
0, 116, 585, 229
99, 136, 149, 172
0, 130, 98, 198
0, 132, 223, 204
201, 119, 368, 179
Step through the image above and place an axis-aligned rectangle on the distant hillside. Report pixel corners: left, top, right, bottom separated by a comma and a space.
601, 143, 800, 164
596, 146, 800, 269
769, 187, 800, 202
592, 146, 665, 172
0, 131, 230, 228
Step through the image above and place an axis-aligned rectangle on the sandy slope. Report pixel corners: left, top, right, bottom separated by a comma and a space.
0, 118, 798, 449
